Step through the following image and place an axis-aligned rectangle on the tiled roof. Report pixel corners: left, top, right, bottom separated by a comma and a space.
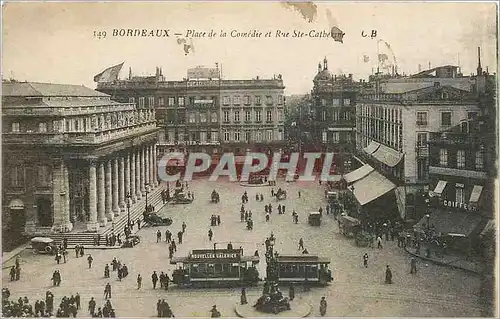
2, 82, 109, 97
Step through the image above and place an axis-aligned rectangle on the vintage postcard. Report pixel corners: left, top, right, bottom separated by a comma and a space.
1, 1, 498, 318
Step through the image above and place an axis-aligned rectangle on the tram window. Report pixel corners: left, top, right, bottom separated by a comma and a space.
280, 264, 286, 272
214, 264, 223, 273
191, 264, 199, 273
198, 264, 206, 272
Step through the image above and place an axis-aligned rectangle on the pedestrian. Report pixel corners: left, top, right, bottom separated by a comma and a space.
75, 245, 79, 258
282, 205, 285, 214
240, 287, 247, 305
97, 234, 101, 246
9, 265, 16, 281
298, 190, 301, 198
298, 238, 304, 250
217, 215, 221, 225
319, 296, 327, 316
137, 274, 142, 289
171, 240, 177, 252
55, 253, 61, 264
88, 297, 96, 316
385, 265, 392, 284
156, 230, 162, 243
177, 231, 183, 244
87, 254, 94, 268
62, 249, 67, 263
208, 229, 213, 241
104, 283, 112, 299
152, 271, 158, 289
289, 283, 295, 301
265, 213, 270, 222
104, 264, 110, 278
157, 299, 162, 317
363, 253, 369, 268
377, 236, 383, 249
410, 258, 417, 274
75, 292, 80, 310
182, 222, 187, 233
240, 211, 245, 222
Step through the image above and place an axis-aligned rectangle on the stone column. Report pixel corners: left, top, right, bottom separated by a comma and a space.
51, 160, 65, 232
125, 153, 131, 203
145, 146, 150, 187
153, 144, 159, 186
112, 158, 120, 216
105, 160, 114, 221
87, 160, 99, 231
148, 145, 154, 188
130, 150, 137, 203
135, 150, 142, 199
97, 161, 107, 226
63, 164, 73, 232
119, 156, 126, 212
140, 147, 146, 193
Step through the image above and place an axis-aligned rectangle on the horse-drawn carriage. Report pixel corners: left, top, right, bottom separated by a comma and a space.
210, 190, 220, 203
143, 212, 173, 227
275, 188, 287, 201
339, 214, 362, 237
171, 191, 193, 205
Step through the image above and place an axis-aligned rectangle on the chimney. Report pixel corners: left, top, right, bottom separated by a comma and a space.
477, 47, 483, 75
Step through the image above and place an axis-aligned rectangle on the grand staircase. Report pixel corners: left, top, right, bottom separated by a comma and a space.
49, 186, 166, 248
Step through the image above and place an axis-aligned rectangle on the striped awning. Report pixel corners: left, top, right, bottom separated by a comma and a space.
343, 164, 374, 184
433, 180, 448, 195
469, 185, 483, 203
352, 170, 396, 206
363, 141, 380, 155
371, 144, 404, 167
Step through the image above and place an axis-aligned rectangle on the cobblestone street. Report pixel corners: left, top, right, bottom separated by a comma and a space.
3, 179, 484, 317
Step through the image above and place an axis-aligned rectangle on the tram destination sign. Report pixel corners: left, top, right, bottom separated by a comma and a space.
191, 249, 241, 259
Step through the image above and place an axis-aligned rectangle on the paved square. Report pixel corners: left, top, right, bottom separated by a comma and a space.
3, 179, 483, 317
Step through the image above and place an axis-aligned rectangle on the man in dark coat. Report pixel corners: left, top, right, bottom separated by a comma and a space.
152, 271, 159, 289
385, 265, 392, 284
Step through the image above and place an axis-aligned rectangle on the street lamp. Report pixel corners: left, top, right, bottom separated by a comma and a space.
126, 192, 132, 228
144, 183, 150, 211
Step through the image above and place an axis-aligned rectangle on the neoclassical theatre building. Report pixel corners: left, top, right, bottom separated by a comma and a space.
2, 81, 159, 237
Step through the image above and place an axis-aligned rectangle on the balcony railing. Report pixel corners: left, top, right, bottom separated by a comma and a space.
416, 145, 429, 157
428, 132, 482, 145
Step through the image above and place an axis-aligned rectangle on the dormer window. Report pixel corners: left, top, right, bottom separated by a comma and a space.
11, 122, 20, 133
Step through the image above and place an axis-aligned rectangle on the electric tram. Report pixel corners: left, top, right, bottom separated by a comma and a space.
266, 254, 333, 285
170, 248, 260, 287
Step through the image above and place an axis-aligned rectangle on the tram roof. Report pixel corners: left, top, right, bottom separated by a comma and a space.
170, 255, 259, 264
276, 255, 331, 264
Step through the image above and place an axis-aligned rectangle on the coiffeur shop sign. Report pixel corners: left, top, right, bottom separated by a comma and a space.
441, 199, 477, 211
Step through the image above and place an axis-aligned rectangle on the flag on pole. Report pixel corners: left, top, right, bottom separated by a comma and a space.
93, 63, 124, 83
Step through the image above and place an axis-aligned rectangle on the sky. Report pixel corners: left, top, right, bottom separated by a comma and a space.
2, 2, 498, 95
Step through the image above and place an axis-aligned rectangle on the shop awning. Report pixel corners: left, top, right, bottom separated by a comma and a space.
363, 141, 380, 155
469, 185, 483, 203
413, 209, 483, 237
480, 219, 495, 237
433, 180, 448, 195
371, 144, 404, 167
351, 170, 396, 206
343, 164, 374, 184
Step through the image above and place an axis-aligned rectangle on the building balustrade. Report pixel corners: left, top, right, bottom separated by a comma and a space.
4, 122, 157, 145
97, 79, 284, 90
3, 103, 138, 117
158, 140, 221, 146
